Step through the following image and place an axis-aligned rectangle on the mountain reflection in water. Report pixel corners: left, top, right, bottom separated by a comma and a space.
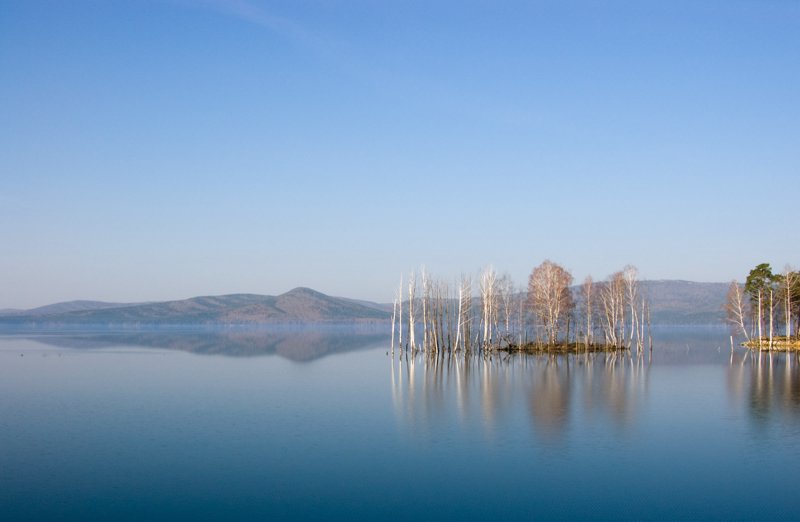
391, 352, 649, 442
25, 328, 389, 361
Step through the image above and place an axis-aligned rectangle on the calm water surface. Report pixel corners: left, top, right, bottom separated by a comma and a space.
1, 327, 798, 520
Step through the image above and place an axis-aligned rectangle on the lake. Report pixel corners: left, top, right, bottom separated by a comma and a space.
1, 327, 799, 520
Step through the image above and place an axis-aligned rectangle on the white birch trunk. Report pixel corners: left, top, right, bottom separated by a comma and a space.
408, 273, 415, 352
758, 289, 763, 351
769, 288, 774, 350
398, 276, 403, 352
391, 297, 397, 355
455, 286, 462, 353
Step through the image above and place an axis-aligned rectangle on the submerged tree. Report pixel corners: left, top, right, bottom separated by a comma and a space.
407, 272, 416, 351
623, 265, 639, 348
598, 271, 625, 347
579, 275, 594, 348
456, 274, 473, 353
497, 273, 516, 345
479, 266, 498, 348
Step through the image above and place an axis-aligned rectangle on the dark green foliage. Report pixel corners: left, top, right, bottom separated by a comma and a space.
742, 263, 799, 341
745, 263, 779, 302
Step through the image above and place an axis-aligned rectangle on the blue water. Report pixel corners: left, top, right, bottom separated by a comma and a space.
1, 328, 798, 520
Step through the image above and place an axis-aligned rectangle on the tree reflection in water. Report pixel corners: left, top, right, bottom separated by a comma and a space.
391, 351, 650, 443
728, 350, 800, 429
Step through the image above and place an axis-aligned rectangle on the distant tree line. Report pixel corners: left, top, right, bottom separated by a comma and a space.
391, 261, 652, 356
726, 263, 800, 349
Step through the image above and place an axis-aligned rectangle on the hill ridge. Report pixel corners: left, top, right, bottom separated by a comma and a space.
0, 289, 389, 326
0, 280, 730, 327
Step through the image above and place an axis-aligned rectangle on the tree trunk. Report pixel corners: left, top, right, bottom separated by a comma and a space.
758, 289, 763, 351
408, 273, 416, 352
769, 288, 774, 350
422, 270, 428, 353
391, 297, 397, 355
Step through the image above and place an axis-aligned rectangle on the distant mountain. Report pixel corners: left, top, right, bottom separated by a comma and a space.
564, 279, 727, 325
336, 296, 393, 313
0, 300, 133, 317
0, 280, 730, 329
641, 280, 729, 325
0, 288, 390, 327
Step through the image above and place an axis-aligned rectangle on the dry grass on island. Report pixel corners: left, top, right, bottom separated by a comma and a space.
743, 337, 800, 351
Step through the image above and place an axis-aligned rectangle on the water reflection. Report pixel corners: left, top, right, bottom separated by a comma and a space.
728, 351, 800, 428
21, 328, 388, 361
391, 352, 650, 443
648, 326, 734, 364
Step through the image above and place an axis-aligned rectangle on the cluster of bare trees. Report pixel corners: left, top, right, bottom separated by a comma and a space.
726, 263, 799, 349
528, 261, 651, 352
391, 266, 526, 356
597, 265, 651, 353
391, 261, 651, 356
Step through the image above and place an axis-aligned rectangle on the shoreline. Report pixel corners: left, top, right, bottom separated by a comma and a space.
496, 342, 629, 355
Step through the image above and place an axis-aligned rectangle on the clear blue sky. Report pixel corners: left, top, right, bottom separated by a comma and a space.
1, 0, 797, 308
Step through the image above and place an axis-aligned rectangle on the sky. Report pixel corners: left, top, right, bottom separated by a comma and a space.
1, 0, 798, 308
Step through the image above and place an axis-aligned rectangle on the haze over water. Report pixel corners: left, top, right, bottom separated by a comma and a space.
2, 327, 798, 520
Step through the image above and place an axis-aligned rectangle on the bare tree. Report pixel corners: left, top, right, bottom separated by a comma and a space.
497, 273, 515, 342
479, 266, 498, 348
518, 289, 526, 348
528, 260, 574, 344
454, 282, 462, 352
432, 278, 450, 354
769, 285, 775, 349
757, 288, 763, 349
725, 281, 750, 341
782, 267, 796, 339
599, 271, 625, 347
407, 272, 416, 352
579, 275, 594, 348
421, 268, 430, 352
455, 274, 473, 353
391, 294, 397, 355
439, 280, 451, 352
623, 265, 639, 349
397, 275, 403, 352
429, 278, 443, 354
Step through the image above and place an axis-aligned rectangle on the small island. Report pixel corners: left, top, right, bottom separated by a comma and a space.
390, 260, 652, 357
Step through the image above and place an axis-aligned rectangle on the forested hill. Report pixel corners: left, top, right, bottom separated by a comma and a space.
0, 288, 391, 327
640, 280, 729, 325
